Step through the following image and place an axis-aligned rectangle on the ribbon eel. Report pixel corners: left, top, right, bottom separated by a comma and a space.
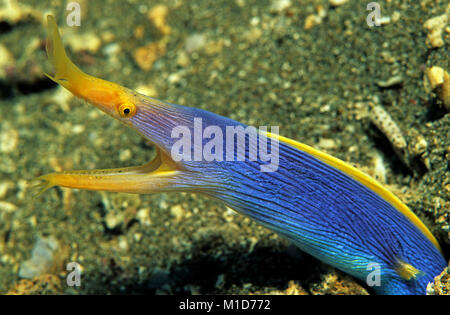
38, 15, 446, 294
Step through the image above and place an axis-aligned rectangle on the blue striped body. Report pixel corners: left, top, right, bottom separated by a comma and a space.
129, 95, 446, 294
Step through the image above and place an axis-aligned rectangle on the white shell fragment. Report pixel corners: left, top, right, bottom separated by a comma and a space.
369, 103, 407, 151
18, 236, 60, 279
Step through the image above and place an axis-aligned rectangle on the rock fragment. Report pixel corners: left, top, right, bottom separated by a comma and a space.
423, 11, 449, 48
426, 66, 450, 112
427, 262, 449, 295
133, 42, 167, 71
148, 4, 171, 35
0, 201, 17, 213
19, 236, 60, 279
329, 0, 348, 7
0, 124, 19, 153
66, 32, 101, 54
377, 75, 403, 88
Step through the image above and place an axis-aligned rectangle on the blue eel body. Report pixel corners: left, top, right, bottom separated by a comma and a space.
127, 97, 447, 295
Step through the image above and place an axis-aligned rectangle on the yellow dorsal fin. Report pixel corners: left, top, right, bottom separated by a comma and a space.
45, 15, 86, 89
395, 259, 423, 280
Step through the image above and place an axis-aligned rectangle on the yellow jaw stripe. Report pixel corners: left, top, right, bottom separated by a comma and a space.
265, 132, 442, 253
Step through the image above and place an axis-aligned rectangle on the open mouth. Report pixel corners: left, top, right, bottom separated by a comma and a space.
34, 147, 182, 196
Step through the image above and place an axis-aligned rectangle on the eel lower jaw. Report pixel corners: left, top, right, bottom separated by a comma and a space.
34, 148, 182, 196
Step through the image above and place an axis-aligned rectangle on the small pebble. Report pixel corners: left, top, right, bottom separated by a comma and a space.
376, 16, 391, 25
423, 13, 448, 48
377, 75, 403, 88
304, 14, 322, 30
391, 11, 401, 23
119, 149, 132, 162
176, 51, 190, 67
270, 0, 291, 13
100, 31, 115, 43
102, 43, 120, 56
19, 236, 60, 279
185, 33, 206, 53
426, 66, 450, 111
148, 4, 171, 35
372, 153, 386, 183
0, 126, 19, 153
72, 124, 85, 135
137, 208, 152, 226
329, 0, 348, 7
51, 86, 74, 112
0, 201, 17, 213
0, 181, 14, 199
66, 32, 101, 53
118, 237, 128, 251
413, 135, 428, 156
426, 66, 445, 89
133, 233, 143, 242
317, 138, 336, 150
170, 205, 184, 221
105, 211, 124, 230
133, 42, 166, 71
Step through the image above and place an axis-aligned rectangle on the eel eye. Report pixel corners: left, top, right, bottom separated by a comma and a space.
118, 103, 136, 118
